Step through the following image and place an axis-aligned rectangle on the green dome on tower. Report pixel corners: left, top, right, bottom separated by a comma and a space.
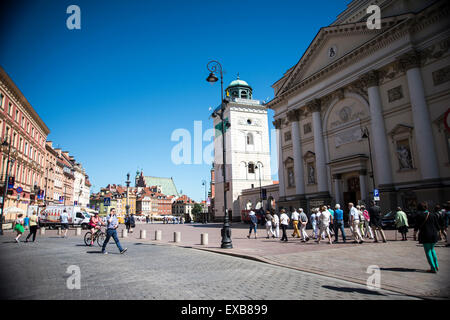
225, 74, 253, 99
227, 79, 251, 88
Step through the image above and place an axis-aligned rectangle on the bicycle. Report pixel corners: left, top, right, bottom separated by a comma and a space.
84, 227, 106, 246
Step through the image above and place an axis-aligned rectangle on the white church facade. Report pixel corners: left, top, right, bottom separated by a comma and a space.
267, 0, 450, 214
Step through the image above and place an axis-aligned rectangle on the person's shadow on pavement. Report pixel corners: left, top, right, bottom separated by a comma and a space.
322, 285, 386, 296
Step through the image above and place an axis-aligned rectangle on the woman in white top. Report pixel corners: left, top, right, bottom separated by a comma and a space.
316, 206, 333, 244
279, 209, 290, 242
272, 212, 280, 238
316, 208, 324, 239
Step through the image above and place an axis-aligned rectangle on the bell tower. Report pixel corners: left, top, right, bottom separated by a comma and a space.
213, 75, 272, 221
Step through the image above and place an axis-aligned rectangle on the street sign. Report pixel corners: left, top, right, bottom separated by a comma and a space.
16, 187, 23, 194
104, 197, 111, 206
374, 189, 380, 201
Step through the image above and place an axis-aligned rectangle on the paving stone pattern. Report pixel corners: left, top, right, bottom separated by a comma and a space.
0, 235, 417, 300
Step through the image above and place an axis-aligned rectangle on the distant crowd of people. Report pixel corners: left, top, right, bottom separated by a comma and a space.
247, 200, 449, 274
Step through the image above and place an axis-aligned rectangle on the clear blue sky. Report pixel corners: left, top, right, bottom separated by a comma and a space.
0, 0, 347, 201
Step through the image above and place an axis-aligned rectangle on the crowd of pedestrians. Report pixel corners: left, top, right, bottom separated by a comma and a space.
246, 200, 450, 273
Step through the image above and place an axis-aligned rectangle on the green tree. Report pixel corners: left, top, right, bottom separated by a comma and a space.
192, 203, 203, 215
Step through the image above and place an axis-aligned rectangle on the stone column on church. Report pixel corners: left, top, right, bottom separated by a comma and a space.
273, 119, 286, 197
359, 169, 368, 202
363, 70, 393, 187
399, 52, 439, 180
307, 99, 329, 193
333, 174, 342, 205
287, 109, 305, 195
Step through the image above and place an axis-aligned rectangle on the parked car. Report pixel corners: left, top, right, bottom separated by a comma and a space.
381, 210, 416, 229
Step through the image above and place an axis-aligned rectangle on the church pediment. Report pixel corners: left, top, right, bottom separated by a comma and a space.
277, 17, 407, 95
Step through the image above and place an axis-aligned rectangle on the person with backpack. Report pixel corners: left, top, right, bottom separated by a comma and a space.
247, 209, 258, 239
414, 202, 440, 273
265, 210, 275, 239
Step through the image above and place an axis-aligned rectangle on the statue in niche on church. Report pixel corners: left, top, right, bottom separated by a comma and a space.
308, 164, 315, 184
397, 144, 413, 169
287, 168, 295, 188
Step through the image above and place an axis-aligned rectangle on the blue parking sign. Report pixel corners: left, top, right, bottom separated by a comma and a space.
374, 189, 379, 197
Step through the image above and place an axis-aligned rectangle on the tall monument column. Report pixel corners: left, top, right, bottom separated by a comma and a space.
399, 51, 440, 180
273, 119, 286, 198
287, 109, 305, 195
363, 70, 393, 187
307, 99, 328, 193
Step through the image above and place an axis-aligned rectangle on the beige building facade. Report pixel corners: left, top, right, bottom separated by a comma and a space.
268, 0, 450, 214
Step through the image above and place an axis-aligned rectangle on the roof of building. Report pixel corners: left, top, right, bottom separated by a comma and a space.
227, 79, 250, 88
142, 176, 179, 197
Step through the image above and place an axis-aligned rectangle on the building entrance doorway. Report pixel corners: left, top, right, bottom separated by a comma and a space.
342, 177, 361, 224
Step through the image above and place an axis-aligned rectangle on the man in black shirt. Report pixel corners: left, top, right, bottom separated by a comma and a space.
368, 201, 387, 243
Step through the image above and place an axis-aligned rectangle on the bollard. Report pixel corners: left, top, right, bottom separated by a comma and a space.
121, 229, 128, 238
201, 233, 208, 245
40, 227, 46, 235
75, 227, 81, 236
140, 229, 146, 239
57, 227, 62, 236
155, 230, 162, 241
174, 231, 181, 243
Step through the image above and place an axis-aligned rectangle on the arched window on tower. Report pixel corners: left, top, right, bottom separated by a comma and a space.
248, 162, 255, 174
241, 90, 248, 99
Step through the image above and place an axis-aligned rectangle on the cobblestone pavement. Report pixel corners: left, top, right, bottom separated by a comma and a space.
0, 234, 418, 300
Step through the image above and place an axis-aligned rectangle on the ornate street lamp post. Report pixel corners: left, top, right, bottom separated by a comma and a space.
202, 179, 207, 224
360, 125, 376, 192
255, 162, 264, 211
206, 60, 232, 249
45, 167, 53, 205
126, 173, 130, 216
